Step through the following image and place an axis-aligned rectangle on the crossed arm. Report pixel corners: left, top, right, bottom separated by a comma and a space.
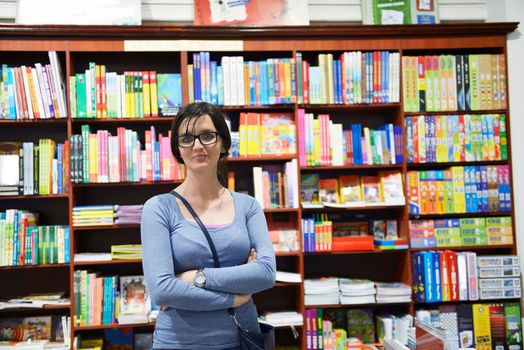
141, 196, 276, 311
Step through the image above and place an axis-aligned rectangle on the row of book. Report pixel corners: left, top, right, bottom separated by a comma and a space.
417, 302, 521, 349
301, 171, 405, 208
0, 209, 70, 267
0, 52, 68, 120
297, 51, 400, 105
70, 125, 185, 184
252, 159, 299, 209
0, 140, 69, 196
298, 111, 403, 167
405, 114, 508, 163
402, 54, 507, 112
70, 65, 182, 119
229, 112, 296, 157
0, 315, 69, 349
412, 252, 521, 303
407, 165, 512, 215
305, 308, 412, 349
74, 272, 151, 327
410, 217, 513, 249
304, 278, 411, 306
188, 54, 297, 106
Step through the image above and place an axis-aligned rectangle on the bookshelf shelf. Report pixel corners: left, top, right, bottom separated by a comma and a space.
305, 302, 411, 309
403, 109, 507, 116
0, 119, 68, 126
298, 103, 401, 111
409, 211, 512, 219
301, 164, 403, 171
220, 105, 296, 112
0, 263, 70, 271
71, 117, 174, 124
0, 194, 69, 200
0, 304, 71, 313
407, 160, 508, 169
72, 224, 140, 231
304, 249, 407, 256
274, 282, 301, 287
275, 251, 301, 257
73, 259, 142, 266
410, 245, 514, 252
413, 298, 521, 306
73, 322, 156, 331
302, 204, 405, 212
263, 208, 299, 213
228, 155, 297, 162
72, 180, 181, 188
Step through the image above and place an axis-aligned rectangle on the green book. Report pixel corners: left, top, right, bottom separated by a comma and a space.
505, 303, 522, 348
69, 75, 77, 118
76, 73, 86, 118
347, 309, 375, 343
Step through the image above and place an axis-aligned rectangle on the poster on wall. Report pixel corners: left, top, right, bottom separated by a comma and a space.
362, 0, 439, 25
194, 0, 310, 26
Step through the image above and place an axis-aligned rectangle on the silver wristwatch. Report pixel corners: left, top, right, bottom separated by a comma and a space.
194, 268, 206, 288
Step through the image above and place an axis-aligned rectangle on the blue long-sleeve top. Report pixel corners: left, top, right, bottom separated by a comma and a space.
141, 190, 276, 349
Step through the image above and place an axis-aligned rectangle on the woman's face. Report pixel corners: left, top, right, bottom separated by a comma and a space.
177, 114, 224, 172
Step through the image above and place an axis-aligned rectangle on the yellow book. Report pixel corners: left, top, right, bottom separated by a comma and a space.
318, 54, 328, 104
150, 71, 159, 117
363, 127, 373, 165
435, 115, 444, 162
143, 71, 151, 117
88, 133, 98, 182
284, 60, 291, 103
441, 115, 449, 162
125, 72, 132, 118
439, 55, 448, 111
484, 55, 493, 110
130, 72, 137, 118
326, 53, 334, 104
244, 64, 250, 105
95, 65, 102, 119
313, 118, 322, 166
472, 304, 492, 350
239, 113, 248, 157
436, 172, 446, 214
451, 166, 466, 213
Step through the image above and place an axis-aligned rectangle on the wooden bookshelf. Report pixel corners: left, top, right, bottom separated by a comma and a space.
0, 23, 518, 349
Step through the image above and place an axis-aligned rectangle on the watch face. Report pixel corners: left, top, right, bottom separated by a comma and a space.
195, 271, 206, 286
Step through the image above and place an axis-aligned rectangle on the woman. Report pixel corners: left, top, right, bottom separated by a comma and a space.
141, 102, 276, 349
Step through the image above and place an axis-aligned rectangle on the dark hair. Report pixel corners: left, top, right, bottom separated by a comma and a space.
170, 102, 231, 187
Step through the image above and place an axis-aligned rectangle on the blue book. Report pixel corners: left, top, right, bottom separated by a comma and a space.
6, 67, 16, 118
63, 227, 70, 263
267, 59, 275, 105
309, 218, 315, 252
210, 61, 218, 105
193, 53, 201, 102
57, 144, 63, 194
394, 126, 403, 164
217, 66, 224, 105
432, 251, 442, 302
422, 251, 434, 302
157, 73, 182, 116
249, 61, 256, 105
260, 61, 268, 105
351, 124, 363, 165
412, 252, 426, 303
153, 141, 160, 181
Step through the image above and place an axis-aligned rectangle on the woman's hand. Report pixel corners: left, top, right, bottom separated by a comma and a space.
247, 248, 257, 263
232, 294, 251, 307
176, 270, 197, 283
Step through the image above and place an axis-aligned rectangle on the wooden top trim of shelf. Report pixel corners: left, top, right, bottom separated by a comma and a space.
74, 322, 155, 331
410, 245, 514, 252
0, 23, 517, 40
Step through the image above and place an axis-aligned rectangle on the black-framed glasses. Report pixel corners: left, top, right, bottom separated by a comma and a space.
176, 131, 221, 148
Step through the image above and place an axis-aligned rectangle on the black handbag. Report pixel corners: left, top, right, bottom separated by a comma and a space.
170, 191, 275, 350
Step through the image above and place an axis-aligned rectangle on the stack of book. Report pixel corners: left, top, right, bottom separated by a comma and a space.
111, 244, 141, 260
74, 252, 112, 262
72, 205, 115, 227
304, 278, 340, 306
477, 255, 521, 300
260, 311, 303, 327
339, 279, 376, 305
114, 205, 143, 225
375, 282, 412, 304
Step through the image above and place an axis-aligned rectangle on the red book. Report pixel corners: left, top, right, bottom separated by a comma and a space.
302, 60, 309, 104
447, 251, 459, 301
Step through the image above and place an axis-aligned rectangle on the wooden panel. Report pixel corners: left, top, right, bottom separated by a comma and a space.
0, 39, 67, 51
244, 39, 401, 51
401, 36, 507, 50
66, 40, 124, 51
